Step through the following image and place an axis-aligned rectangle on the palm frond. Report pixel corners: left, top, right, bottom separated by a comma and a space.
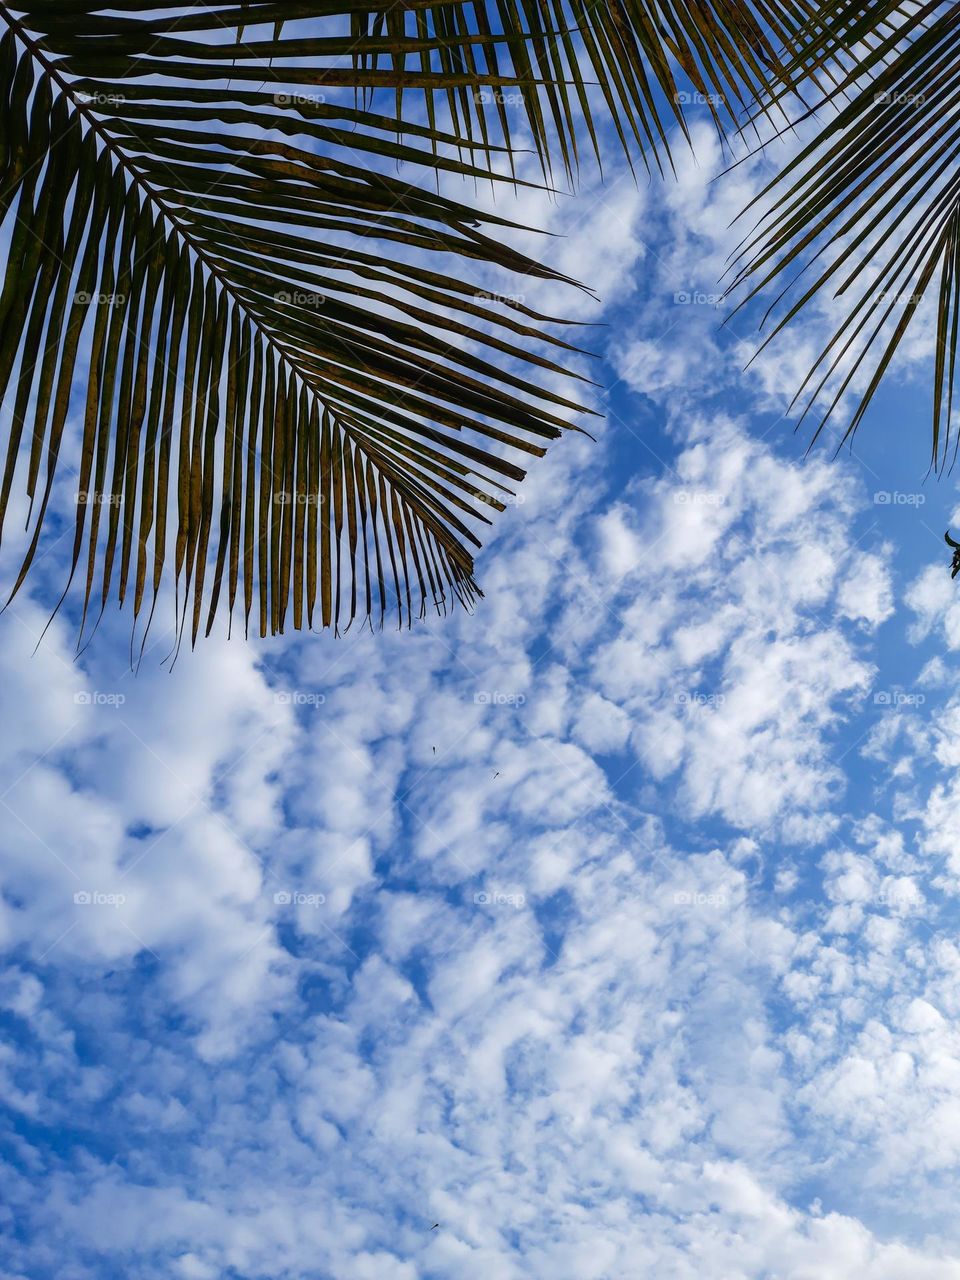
0, 0, 806, 649
16, 0, 800, 177
728, 1, 960, 468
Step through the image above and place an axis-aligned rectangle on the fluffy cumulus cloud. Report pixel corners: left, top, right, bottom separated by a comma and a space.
586, 414, 885, 842
2, 104, 960, 1280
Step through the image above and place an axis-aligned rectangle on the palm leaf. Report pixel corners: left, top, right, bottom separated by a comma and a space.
0, 1, 804, 648
727, 1, 960, 469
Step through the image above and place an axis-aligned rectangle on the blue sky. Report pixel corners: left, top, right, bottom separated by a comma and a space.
3, 94, 960, 1279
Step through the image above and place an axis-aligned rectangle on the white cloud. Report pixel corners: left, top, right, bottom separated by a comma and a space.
1, 105, 957, 1280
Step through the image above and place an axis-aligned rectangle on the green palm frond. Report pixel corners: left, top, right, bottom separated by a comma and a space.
0, 0, 804, 650
728, 1, 960, 468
